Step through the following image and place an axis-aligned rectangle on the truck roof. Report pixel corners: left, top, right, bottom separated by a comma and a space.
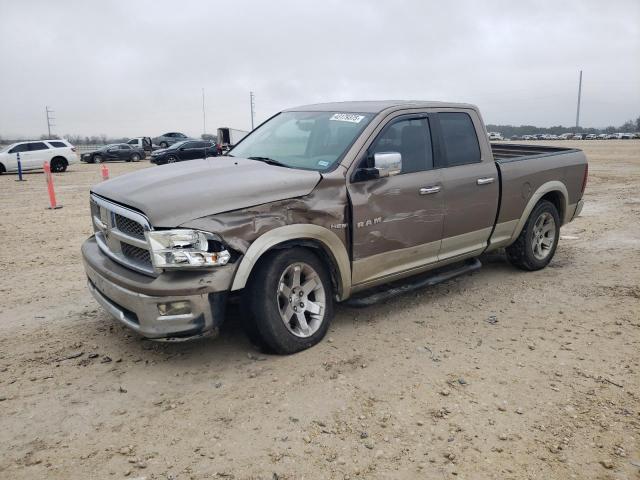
285, 100, 477, 114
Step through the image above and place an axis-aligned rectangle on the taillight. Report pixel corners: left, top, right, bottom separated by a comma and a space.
581, 164, 588, 194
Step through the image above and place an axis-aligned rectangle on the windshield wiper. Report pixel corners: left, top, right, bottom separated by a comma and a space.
247, 156, 289, 168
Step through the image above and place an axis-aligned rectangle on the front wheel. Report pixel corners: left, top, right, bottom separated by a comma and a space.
506, 200, 560, 271
244, 247, 334, 354
167, 155, 178, 163
160, 142, 168, 148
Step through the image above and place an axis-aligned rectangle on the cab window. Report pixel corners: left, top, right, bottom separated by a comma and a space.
367, 117, 434, 174
438, 112, 481, 166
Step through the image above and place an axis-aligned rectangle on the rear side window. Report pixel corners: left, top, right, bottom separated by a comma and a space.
28, 142, 50, 151
439, 112, 481, 166
369, 117, 433, 174
48, 141, 66, 148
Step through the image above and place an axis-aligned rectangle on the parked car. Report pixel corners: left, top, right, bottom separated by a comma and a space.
521, 135, 534, 140
150, 140, 219, 165
80, 144, 144, 163
572, 134, 583, 140
585, 134, 597, 140
217, 127, 248, 152
83, 100, 588, 354
0, 139, 77, 174
153, 132, 192, 148
487, 132, 503, 141
127, 137, 156, 153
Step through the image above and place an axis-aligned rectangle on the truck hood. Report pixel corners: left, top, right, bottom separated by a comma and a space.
91, 157, 322, 227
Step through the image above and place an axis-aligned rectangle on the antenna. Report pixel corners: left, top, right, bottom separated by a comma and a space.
45, 106, 56, 138
249, 91, 256, 130
575, 70, 582, 128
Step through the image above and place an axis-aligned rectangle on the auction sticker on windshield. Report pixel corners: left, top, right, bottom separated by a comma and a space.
330, 113, 365, 123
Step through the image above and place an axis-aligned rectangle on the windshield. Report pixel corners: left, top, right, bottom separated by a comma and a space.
167, 141, 187, 150
0, 144, 14, 153
229, 111, 374, 171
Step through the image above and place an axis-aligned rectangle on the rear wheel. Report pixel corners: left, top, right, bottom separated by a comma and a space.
244, 247, 334, 354
506, 200, 560, 271
167, 155, 178, 163
50, 157, 67, 172
131, 153, 140, 162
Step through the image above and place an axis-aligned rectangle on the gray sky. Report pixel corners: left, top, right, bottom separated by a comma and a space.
1, 0, 639, 138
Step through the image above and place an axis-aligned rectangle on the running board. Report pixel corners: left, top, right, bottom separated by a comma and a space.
344, 258, 482, 308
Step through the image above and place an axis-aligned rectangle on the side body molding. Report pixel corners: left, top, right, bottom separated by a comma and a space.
230, 224, 352, 300
508, 180, 569, 244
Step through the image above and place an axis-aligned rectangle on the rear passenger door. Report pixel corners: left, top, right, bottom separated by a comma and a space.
27, 142, 51, 169
348, 114, 444, 286
435, 111, 499, 260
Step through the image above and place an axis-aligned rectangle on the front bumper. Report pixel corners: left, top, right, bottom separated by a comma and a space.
82, 236, 235, 340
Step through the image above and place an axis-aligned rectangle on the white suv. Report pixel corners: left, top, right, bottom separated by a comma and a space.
0, 139, 78, 174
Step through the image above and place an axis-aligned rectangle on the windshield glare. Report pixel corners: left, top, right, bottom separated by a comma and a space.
229, 111, 374, 171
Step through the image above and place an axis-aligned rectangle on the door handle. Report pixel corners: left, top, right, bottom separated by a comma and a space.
476, 177, 495, 185
419, 186, 441, 195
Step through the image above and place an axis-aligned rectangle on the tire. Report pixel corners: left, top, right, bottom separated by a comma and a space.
50, 157, 67, 172
131, 153, 140, 162
506, 200, 560, 271
94, 155, 103, 163
0, 163, 5, 174
167, 155, 178, 164
244, 247, 334, 354
160, 142, 168, 148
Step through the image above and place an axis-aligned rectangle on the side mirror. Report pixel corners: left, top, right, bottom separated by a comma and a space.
373, 152, 402, 178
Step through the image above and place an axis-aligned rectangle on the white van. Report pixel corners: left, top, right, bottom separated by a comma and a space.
0, 139, 77, 174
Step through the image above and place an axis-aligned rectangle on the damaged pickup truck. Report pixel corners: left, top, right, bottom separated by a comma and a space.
82, 101, 588, 354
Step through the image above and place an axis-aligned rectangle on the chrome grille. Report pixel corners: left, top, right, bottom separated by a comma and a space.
90, 194, 155, 276
121, 243, 152, 265
115, 213, 145, 239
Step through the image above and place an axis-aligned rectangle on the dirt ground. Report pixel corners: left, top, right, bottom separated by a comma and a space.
1, 141, 639, 480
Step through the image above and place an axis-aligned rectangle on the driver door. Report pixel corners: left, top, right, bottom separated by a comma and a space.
347, 114, 444, 286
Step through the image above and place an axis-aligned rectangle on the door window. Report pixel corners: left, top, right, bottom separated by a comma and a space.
8, 143, 30, 153
438, 112, 481, 166
368, 117, 433, 174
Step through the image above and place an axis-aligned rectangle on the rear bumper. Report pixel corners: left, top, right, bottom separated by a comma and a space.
82, 236, 235, 340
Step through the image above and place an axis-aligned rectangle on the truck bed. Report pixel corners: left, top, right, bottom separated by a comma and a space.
491, 143, 580, 162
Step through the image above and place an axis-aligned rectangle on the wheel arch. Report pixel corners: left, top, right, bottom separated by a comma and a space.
51, 155, 68, 165
0, 161, 5, 173
509, 181, 568, 243
230, 224, 352, 300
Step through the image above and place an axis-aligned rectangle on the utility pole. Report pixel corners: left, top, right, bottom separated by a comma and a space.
575, 70, 582, 128
202, 88, 206, 136
45, 106, 55, 138
249, 91, 255, 130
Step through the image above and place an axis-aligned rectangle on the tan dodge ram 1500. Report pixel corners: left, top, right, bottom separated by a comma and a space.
82, 101, 588, 353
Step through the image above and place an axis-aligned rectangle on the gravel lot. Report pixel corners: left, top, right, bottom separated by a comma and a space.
1, 141, 639, 479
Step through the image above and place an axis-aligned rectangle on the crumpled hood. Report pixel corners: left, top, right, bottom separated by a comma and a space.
91, 157, 321, 227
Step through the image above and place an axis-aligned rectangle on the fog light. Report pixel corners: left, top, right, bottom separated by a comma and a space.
157, 301, 191, 316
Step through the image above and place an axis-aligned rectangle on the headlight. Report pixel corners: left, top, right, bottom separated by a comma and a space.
146, 229, 230, 269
